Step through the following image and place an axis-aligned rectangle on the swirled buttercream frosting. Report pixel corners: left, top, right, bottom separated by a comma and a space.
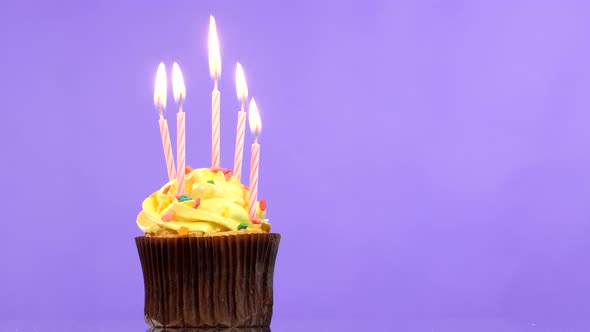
137, 167, 269, 236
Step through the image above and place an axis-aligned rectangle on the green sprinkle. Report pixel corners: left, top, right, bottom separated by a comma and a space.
177, 195, 191, 202
237, 222, 248, 230
207, 180, 215, 184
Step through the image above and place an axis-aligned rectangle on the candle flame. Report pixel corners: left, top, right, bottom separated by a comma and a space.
154, 62, 167, 109
235, 62, 248, 101
172, 62, 186, 103
208, 16, 221, 79
248, 98, 262, 136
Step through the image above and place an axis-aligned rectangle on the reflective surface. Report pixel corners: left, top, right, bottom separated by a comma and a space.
147, 328, 270, 332
1, 319, 589, 332
147, 327, 270, 332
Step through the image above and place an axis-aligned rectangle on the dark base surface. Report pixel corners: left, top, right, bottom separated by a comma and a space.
148, 328, 270, 332
136, 233, 281, 328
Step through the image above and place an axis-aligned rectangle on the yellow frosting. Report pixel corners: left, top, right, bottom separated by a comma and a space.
137, 168, 269, 235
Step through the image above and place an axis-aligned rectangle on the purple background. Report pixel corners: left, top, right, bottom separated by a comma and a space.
1, 0, 590, 329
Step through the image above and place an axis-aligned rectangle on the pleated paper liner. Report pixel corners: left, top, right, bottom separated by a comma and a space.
136, 233, 281, 328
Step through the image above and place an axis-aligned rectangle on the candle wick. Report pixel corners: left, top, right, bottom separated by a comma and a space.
178, 95, 184, 112
158, 104, 164, 119
214, 75, 219, 90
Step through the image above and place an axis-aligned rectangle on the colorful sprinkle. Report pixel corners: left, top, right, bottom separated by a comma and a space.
207, 180, 215, 184
185, 166, 194, 174
222, 206, 230, 218
260, 222, 271, 232
163, 185, 171, 195
177, 194, 191, 202
161, 213, 174, 222
177, 226, 189, 236
260, 199, 267, 211
193, 198, 201, 209
250, 217, 262, 224
237, 222, 248, 230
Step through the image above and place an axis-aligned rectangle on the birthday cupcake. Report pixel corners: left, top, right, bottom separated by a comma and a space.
136, 17, 279, 328
136, 167, 280, 328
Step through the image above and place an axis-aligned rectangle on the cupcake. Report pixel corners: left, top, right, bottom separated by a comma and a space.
136, 167, 280, 328
138, 15, 278, 328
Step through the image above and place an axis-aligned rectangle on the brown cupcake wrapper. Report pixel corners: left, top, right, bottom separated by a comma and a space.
136, 233, 281, 328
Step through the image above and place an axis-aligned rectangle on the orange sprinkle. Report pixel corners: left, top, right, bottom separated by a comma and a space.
260, 199, 267, 211
185, 166, 194, 174
163, 185, 171, 195
250, 217, 262, 224
225, 173, 232, 181
161, 213, 174, 222
177, 226, 189, 236
222, 207, 230, 218
192, 198, 201, 209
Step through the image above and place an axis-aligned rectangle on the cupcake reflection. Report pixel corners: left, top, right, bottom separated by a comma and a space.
147, 328, 271, 332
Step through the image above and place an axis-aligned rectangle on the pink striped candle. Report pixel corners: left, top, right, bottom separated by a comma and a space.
153, 62, 176, 181
248, 98, 262, 221
248, 139, 260, 220
209, 16, 222, 169
233, 62, 248, 180
172, 62, 187, 194
159, 116, 176, 182
176, 111, 186, 194
212, 84, 221, 169
233, 110, 246, 180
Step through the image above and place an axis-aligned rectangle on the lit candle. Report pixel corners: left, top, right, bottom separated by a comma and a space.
248, 98, 262, 222
233, 62, 248, 180
208, 15, 222, 169
172, 62, 187, 194
154, 62, 176, 182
